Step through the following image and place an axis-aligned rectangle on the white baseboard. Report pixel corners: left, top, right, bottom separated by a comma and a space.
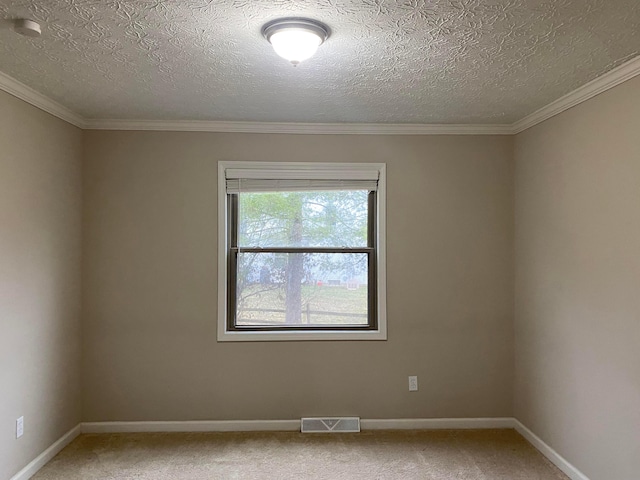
9, 424, 81, 480
81, 417, 514, 434
81, 419, 300, 433
10, 418, 589, 480
361, 417, 515, 430
513, 419, 590, 480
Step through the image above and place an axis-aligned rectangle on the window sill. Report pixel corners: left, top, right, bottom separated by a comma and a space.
217, 328, 387, 342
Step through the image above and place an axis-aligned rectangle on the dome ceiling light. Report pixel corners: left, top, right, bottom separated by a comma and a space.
262, 18, 330, 66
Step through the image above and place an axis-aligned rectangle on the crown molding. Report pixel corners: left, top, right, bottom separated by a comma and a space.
512, 54, 640, 134
2, 54, 639, 135
0, 71, 85, 128
82, 119, 513, 135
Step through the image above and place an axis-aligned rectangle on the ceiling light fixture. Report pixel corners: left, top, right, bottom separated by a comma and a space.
262, 18, 329, 66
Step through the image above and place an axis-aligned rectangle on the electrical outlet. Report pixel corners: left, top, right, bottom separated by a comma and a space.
408, 376, 418, 392
16, 416, 24, 438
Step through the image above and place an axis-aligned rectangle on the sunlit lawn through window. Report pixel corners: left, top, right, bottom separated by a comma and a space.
237, 284, 368, 326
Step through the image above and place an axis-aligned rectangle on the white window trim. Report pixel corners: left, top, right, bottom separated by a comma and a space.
217, 161, 387, 342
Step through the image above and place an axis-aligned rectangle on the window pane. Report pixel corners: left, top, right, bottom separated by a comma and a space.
236, 252, 368, 327
238, 190, 368, 248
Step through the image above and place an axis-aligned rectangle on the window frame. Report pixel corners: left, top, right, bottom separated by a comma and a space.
217, 161, 387, 342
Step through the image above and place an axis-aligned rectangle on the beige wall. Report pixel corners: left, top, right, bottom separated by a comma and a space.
82, 132, 514, 421
3, 66, 639, 478
514, 75, 640, 479
0, 91, 83, 479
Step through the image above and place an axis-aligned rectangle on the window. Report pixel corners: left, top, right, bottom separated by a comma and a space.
218, 162, 386, 341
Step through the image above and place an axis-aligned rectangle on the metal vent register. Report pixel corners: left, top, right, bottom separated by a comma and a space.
301, 417, 361, 433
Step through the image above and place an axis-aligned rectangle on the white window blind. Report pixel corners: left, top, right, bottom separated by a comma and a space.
225, 166, 379, 193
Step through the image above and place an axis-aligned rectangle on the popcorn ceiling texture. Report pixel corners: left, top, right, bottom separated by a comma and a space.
0, 0, 638, 123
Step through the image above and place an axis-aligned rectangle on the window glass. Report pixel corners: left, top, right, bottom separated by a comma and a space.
236, 252, 368, 327
238, 190, 368, 248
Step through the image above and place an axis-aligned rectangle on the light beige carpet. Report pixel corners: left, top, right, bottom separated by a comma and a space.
32, 429, 569, 479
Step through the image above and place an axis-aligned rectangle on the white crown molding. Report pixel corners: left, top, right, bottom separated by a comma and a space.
1, 54, 639, 135
514, 419, 590, 480
0, 71, 85, 128
82, 119, 513, 135
512, 54, 640, 134
9, 424, 81, 480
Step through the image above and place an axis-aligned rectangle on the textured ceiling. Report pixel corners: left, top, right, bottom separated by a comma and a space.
0, 0, 639, 124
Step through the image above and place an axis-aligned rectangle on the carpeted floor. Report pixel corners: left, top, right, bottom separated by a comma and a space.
32, 429, 569, 479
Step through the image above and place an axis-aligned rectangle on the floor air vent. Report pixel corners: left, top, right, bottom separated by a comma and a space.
301, 417, 360, 433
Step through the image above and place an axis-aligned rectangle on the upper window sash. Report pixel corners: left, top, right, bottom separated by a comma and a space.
235, 189, 371, 249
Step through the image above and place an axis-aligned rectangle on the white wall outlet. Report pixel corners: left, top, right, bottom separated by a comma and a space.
16, 416, 24, 438
408, 375, 418, 392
